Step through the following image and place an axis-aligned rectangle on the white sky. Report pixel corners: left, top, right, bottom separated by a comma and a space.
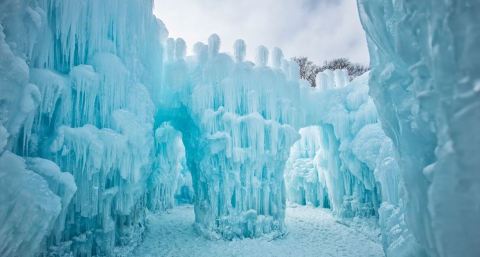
153, 0, 369, 65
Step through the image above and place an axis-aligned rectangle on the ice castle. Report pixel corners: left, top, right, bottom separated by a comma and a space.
0, 0, 479, 256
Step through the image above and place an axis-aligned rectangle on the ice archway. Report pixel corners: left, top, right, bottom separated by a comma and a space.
154, 33, 392, 242
0, 0, 479, 257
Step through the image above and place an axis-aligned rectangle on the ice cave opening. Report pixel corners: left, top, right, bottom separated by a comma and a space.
1, 0, 479, 257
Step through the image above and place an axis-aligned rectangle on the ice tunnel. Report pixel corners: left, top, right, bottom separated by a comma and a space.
0, 0, 479, 257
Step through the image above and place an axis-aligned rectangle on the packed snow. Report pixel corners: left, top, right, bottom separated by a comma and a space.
133, 204, 384, 257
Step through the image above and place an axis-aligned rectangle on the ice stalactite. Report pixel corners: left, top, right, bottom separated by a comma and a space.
284, 72, 415, 256
1, 0, 307, 252
293, 73, 382, 219
147, 123, 190, 211
358, 0, 480, 256
158, 35, 303, 239
0, 0, 167, 256
2, 0, 477, 256
0, 2, 71, 256
284, 126, 330, 208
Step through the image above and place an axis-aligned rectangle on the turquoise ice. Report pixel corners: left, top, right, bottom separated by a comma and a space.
0, 0, 478, 256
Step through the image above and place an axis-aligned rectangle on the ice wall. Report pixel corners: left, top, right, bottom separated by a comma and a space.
0, 152, 63, 257
159, 36, 303, 239
358, 0, 480, 256
0, 1, 71, 256
4, 0, 474, 256
285, 72, 419, 255
285, 126, 330, 208
0, 0, 307, 253
0, 0, 169, 256
148, 123, 190, 211
303, 73, 382, 218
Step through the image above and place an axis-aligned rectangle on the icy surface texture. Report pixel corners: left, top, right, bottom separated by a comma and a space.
302, 73, 381, 218
0, 0, 306, 252
358, 0, 480, 256
284, 126, 330, 207
158, 36, 304, 239
148, 123, 191, 211
0, 0, 168, 256
0, 151, 62, 257
285, 73, 415, 255
0, 2, 73, 256
4, 0, 475, 255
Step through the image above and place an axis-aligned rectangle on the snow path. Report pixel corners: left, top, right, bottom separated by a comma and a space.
132, 205, 385, 257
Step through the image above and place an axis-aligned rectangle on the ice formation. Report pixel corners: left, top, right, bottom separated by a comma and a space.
285, 126, 329, 207
0, 0, 167, 255
357, 0, 480, 256
286, 73, 414, 256
0, 0, 302, 253
148, 123, 191, 211
159, 35, 304, 239
0, 0, 478, 256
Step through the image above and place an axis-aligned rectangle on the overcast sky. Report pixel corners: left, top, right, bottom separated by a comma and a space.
153, 0, 369, 65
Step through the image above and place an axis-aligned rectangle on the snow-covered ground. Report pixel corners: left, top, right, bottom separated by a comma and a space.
132, 205, 384, 257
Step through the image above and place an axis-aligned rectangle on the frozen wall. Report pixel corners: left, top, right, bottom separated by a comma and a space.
0, 0, 307, 254
284, 126, 330, 208
358, 0, 480, 256
2, 0, 476, 256
304, 73, 382, 218
0, 1, 73, 256
148, 122, 191, 211
0, 0, 168, 256
158, 37, 303, 239
286, 72, 421, 255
